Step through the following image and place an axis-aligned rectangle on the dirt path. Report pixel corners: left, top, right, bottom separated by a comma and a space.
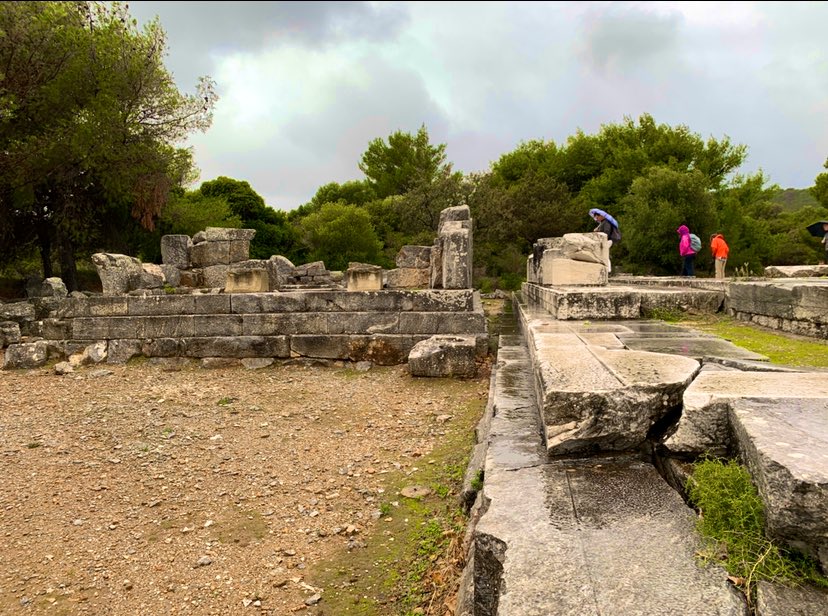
0, 360, 489, 615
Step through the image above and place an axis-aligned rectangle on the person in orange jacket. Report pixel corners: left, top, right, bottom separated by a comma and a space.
710, 233, 730, 279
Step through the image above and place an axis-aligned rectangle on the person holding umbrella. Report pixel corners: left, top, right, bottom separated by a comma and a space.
589, 208, 620, 273
807, 220, 828, 263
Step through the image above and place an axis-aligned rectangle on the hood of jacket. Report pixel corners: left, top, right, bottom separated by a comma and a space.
677, 225, 690, 235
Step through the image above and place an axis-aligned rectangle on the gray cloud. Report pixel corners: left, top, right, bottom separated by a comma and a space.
578, 7, 682, 74
125, 2, 828, 209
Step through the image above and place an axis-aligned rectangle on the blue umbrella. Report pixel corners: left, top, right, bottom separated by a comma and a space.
589, 208, 619, 230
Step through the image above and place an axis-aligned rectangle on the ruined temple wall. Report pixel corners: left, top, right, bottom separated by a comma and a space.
2, 290, 488, 368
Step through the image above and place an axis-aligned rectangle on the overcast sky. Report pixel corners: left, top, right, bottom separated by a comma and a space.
128, 1, 828, 211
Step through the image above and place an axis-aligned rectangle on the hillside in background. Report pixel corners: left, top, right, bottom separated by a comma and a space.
771, 187, 818, 211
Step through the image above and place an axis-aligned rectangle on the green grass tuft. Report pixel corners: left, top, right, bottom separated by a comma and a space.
686, 457, 827, 605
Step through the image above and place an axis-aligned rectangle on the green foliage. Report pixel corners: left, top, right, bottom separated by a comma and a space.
470, 470, 484, 492
198, 176, 297, 259
359, 125, 448, 198
297, 203, 383, 271
772, 187, 819, 212
642, 306, 684, 322
0, 1, 217, 287
622, 167, 715, 274
812, 158, 828, 209
162, 193, 242, 237
686, 458, 826, 603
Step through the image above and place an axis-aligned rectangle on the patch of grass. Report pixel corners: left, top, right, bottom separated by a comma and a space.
681, 314, 828, 368
643, 306, 685, 322
686, 457, 827, 606
217, 396, 236, 406
470, 470, 484, 493
212, 509, 267, 547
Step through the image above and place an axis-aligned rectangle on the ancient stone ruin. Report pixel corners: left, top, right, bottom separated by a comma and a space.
454, 233, 828, 615
0, 206, 484, 376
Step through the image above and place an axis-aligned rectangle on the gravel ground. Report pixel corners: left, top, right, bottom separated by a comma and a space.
0, 358, 489, 615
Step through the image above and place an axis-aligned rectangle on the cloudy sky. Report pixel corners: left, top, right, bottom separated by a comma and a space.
128, 1, 828, 211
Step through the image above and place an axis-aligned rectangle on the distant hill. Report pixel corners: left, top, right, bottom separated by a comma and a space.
771, 187, 818, 211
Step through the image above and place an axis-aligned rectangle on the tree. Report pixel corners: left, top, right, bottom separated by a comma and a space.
297, 203, 383, 271
0, 1, 217, 288
358, 125, 448, 198
812, 157, 828, 209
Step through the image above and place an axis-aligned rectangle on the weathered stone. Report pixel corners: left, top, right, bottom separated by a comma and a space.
140, 263, 165, 289
225, 269, 269, 293
385, 267, 430, 289
37, 277, 68, 298
764, 264, 828, 278
396, 246, 432, 269
0, 321, 21, 346
538, 258, 608, 286
0, 301, 36, 322
107, 339, 142, 364
160, 235, 191, 268
408, 335, 478, 377
438, 204, 471, 230
429, 238, 443, 289
190, 241, 230, 267
755, 580, 828, 616
3, 341, 49, 369
228, 240, 251, 263
730, 398, 828, 571
160, 264, 181, 288
441, 223, 472, 289
202, 265, 230, 288
664, 371, 828, 457
204, 227, 256, 242
346, 263, 383, 291
91, 253, 144, 295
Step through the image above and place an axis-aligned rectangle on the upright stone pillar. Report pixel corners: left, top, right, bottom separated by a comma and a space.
433, 205, 473, 290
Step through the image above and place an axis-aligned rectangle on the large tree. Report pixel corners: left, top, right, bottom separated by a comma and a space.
358, 125, 448, 199
0, 1, 217, 288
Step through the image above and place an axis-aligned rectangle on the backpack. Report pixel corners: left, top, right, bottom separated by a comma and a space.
689, 233, 702, 253
610, 226, 621, 243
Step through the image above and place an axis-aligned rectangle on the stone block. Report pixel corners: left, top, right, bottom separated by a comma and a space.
242, 313, 326, 336
191, 241, 230, 267
441, 224, 472, 289
225, 269, 269, 293
91, 253, 143, 295
128, 295, 196, 316
386, 267, 430, 289
204, 227, 256, 242
0, 321, 21, 346
160, 234, 191, 268
3, 341, 49, 369
202, 265, 230, 288
396, 246, 432, 269
408, 335, 478, 377
228, 240, 251, 263
346, 264, 383, 291
539, 257, 607, 286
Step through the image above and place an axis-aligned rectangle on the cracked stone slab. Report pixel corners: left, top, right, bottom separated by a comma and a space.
665, 371, 828, 457
730, 397, 828, 571
528, 328, 698, 455
755, 580, 828, 615
474, 459, 745, 616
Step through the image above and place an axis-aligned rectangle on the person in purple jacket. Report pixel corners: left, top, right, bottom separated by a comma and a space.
677, 225, 696, 277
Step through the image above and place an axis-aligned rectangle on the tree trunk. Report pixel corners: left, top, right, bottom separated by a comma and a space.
58, 231, 78, 292
37, 222, 53, 279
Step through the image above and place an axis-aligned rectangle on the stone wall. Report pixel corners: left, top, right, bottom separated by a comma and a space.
2, 290, 488, 369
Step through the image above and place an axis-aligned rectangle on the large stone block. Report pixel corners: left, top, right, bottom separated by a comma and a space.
408, 335, 478, 378
346, 264, 383, 291
0, 321, 21, 346
225, 269, 269, 293
3, 341, 49, 369
441, 223, 472, 289
91, 253, 144, 295
160, 235, 191, 268
539, 257, 607, 286
396, 246, 432, 269
191, 241, 230, 267
202, 265, 230, 288
386, 268, 430, 289
204, 227, 256, 242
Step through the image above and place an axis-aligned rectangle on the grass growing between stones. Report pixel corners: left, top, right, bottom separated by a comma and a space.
308, 384, 486, 616
686, 458, 827, 606
681, 314, 828, 367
